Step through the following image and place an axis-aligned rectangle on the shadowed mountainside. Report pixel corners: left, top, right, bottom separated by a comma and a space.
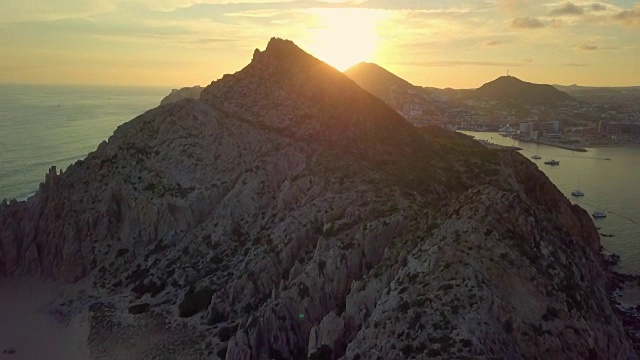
0, 38, 635, 359
344, 62, 415, 100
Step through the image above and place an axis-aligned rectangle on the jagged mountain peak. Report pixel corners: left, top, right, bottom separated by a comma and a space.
200, 38, 425, 160
252, 37, 310, 65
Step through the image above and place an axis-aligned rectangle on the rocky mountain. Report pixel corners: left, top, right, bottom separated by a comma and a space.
0, 38, 637, 359
474, 76, 575, 106
344, 63, 463, 126
344, 62, 415, 100
160, 86, 203, 106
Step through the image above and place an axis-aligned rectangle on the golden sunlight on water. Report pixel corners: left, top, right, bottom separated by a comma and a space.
304, 8, 388, 71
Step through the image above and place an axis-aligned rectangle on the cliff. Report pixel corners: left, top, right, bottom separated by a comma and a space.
159, 85, 203, 106
0, 38, 635, 359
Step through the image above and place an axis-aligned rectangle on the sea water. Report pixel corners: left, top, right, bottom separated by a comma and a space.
464, 131, 640, 274
0, 84, 168, 201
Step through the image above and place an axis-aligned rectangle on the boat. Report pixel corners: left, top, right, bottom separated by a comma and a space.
531, 143, 541, 160
571, 189, 584, 197
571, 179, 584, 197
544, 159, 560, 165
592, 210, 607, 218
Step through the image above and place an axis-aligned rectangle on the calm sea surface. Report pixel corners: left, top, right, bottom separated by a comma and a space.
0, 84, 168, 201
463, 131, 640, 274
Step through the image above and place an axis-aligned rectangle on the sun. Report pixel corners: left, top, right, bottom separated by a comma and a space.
305, 8, 388, 71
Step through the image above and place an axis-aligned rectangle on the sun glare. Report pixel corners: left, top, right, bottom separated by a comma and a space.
305, 8, 388, 71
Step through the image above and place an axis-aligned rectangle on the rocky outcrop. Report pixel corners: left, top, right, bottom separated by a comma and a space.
0, 38, 635, 359
159, 86, 203, 106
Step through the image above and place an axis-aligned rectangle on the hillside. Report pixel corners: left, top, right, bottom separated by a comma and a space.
555, 84, 640, 105
344, 62, 415, 100
474, 76, 575, 106
344, 62, 461, 125
0, 38, 635, 359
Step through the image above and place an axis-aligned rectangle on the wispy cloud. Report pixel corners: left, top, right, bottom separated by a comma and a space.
482, 40, 505, 47
578, 44, 598, 51
394, 60, 526, 67
612, 5, 640, 28
590, 3, 607, 12
548, 2, 583, 16
511, 16, 545, 28
497, 0, 532, 15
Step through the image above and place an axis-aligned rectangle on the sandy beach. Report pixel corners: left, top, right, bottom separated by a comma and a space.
0, 279, 91, 360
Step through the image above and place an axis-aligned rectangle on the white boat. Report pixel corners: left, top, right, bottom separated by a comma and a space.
544, 159, 560, 165
531, 143, 541, 160
571, 189, 584, 197
592, 210, 607, 218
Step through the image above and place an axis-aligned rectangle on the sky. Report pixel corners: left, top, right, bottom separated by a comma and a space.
0, 0, 638, 88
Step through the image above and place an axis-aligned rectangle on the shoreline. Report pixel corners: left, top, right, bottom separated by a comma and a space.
585, 143, 640, 148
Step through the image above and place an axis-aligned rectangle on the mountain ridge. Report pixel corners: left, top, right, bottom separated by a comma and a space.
0, 38, 636, 359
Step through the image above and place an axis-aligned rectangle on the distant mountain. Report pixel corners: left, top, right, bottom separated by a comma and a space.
344, 62, 462, 125
344, 62, 415, 100
554, 84, 640, 105
474, 76, 575, 105
0, 38, 635, 359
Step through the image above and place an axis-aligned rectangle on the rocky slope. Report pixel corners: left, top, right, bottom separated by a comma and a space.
0, 38, 636, 359
160, 86, 203, 106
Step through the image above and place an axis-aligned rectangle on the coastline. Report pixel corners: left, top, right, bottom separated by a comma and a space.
585, 143, 640, 148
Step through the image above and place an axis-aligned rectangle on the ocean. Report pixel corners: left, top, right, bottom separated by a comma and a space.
463, 131, 640, 274
0, 84, 169, 201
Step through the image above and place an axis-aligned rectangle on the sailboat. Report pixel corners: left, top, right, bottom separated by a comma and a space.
531, 143, 541, 160
571, 180, 584, 197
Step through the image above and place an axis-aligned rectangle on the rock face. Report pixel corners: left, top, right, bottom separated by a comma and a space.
159, 86, 203, 106
0, 38, 636, 359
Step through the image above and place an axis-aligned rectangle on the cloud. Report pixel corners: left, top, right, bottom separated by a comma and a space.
395, 60, 526, 67
612, 5, 640, 27
482, 40, 504, 47
576, 43, 620, 51
549, 2, 583, 16
0, 1, 116, 23
511, 17, 545, 28
564, 63, 588, 67
578, 44, 598, 51
498, 0, 531, 15
590, 3, 606, 12
224, 9, 295, 17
